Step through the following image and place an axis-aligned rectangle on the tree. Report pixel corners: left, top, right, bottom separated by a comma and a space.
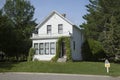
0, 10, 15, 57
81, 0, 120, 60
97, 0, 120, 58
2, 0, 36, 60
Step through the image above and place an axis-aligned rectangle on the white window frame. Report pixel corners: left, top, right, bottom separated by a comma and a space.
45, 42, 49, 55
34, 43, 39, 55
50, 42, 55, 55
58, 24, 63, 34
47, 25, 51, 34
39, 43, 44, 55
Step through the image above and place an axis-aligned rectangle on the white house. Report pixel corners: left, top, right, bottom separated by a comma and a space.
31, 11, 84, 61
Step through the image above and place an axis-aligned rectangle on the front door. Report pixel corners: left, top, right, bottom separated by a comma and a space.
60, 42, 66, 58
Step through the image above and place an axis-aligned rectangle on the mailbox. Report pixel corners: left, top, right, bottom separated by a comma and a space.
105, 59, 110, 73
105, 59, 110, 68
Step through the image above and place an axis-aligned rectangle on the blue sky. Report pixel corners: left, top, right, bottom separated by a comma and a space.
0, 0, 89, 25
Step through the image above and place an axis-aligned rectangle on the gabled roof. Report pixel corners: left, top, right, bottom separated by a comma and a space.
35, 11, 74, 29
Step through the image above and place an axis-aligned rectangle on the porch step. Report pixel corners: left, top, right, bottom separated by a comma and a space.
57, 58, 67, 62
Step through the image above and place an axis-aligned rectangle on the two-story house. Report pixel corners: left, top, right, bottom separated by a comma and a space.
31, 11, 84, 61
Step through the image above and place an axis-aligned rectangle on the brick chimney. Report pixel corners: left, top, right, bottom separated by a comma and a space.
62, 14, 66, 18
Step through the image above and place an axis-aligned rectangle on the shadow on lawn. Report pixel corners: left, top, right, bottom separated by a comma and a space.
0, 62, 20, 72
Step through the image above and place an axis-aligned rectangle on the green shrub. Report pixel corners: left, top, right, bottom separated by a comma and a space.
27, 48, 35, 62
34, 58, 39, 62
88, 39, 106, 60
65, 37, 72, 61
81, 40, 93, 61
114, 54, 120, 63
82, 39, 106, 61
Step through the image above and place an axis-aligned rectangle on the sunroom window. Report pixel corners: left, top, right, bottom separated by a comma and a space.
34, 43, 39, 55
45, 42, 49, 55
39, 43, 44, 55
50, 42, 55, 55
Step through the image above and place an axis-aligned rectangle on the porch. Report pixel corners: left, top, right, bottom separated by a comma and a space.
31, 32, 71, 40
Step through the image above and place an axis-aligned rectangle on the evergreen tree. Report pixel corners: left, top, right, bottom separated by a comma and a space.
82, 0, 120, 60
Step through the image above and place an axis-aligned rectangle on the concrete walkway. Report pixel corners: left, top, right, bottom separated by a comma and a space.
0, 72, 119, 80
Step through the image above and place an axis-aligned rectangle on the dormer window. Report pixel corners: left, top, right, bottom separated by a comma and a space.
58, 24, 63, 34
47, 25, 51, 34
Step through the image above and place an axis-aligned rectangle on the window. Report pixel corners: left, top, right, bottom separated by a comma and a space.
50, 42, 55, 55
39, 43, 44, 55
45, 43, 49, 55
47, 25, 51, 34
73, 41, 75, 50
34, 43, 39, 55
58, 24, 63, 34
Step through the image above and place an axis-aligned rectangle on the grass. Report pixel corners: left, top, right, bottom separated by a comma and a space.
0, 61, 120, 76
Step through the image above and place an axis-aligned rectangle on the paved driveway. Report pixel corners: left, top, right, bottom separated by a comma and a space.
0, 72, 119, 80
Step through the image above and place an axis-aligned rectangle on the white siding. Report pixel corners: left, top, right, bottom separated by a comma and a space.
71, 26, 83, 60
38, 13, 73, 36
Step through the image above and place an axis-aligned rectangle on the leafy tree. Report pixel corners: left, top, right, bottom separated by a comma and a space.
2, 0, 36, 60
0, 10, 15, 57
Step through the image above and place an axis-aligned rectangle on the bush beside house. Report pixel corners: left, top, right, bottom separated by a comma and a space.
82, 39, 106, 61
27, 48, 35, 62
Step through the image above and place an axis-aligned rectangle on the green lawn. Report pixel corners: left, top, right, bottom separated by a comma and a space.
0, 61, 120, 76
